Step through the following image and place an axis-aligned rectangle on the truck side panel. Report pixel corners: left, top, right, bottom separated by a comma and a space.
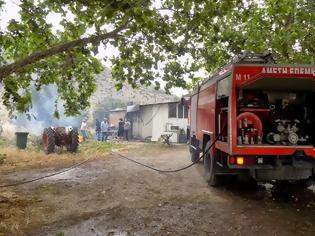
197, 84, 216, 150
190, 92, 198, 137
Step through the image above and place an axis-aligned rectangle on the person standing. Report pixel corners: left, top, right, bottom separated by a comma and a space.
101, 118, 109, 141
95, 119, 101, 141
80, 118, 88, 141
118, 118, 125, 140
124, 119, 131, 141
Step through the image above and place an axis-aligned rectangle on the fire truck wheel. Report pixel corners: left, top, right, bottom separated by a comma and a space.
190, 147, 200, 162
67, 128, 79, 153
204, 141, 220, 186
42, 128, 55, 154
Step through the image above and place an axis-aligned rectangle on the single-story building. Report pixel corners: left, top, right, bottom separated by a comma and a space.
126, 101, 188, 143
108, 108, 126, 127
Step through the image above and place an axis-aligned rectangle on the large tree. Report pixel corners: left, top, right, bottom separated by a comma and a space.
0, 0, 314, 116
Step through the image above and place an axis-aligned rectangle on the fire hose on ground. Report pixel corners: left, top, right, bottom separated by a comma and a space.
0, 128, 225, 188
0, 159, 90, 188
111, 127, 224, 173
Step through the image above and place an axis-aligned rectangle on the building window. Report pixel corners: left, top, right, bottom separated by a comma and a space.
168, 103, 177, 118
168, 103, 188, 119
184, 104, 188, 118
178, 104, 183, 118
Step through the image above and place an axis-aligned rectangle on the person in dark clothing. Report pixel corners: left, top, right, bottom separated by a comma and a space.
95, 119, 101, 141
118, 118, 125, 140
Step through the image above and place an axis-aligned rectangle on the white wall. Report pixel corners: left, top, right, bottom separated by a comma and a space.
132, 106, 153, 140
132, 103, 188, 142
151, 104, 188, 142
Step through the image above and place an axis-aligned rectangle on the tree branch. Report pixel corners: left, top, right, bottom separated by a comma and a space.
0, 22, 128, 80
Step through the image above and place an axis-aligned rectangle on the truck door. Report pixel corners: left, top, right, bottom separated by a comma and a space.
216, 76, 231, 143
190, 87, 199, 138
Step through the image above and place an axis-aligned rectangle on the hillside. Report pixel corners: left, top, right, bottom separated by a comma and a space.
91, 68, 178, 106
0, 68, 178, 136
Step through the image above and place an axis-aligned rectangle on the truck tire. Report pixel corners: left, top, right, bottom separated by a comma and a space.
42, 128, 55, 154
190, 147, 200, 162
204, 141, 220, 186
67, 128, 79, 153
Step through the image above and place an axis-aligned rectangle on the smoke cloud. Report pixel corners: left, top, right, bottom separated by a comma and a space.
1, 85, 82, 137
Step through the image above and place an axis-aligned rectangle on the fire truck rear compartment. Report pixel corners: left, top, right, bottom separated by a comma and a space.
236, 77, 315, 147
233, 77, 314, 181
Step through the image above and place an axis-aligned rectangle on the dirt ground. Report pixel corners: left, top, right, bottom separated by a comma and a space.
0, 143, 315, 236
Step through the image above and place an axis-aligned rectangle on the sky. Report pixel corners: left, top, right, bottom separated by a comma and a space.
0, 0, 189, 96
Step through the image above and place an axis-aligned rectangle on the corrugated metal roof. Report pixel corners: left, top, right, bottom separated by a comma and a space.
127, 105, 140, 112
109, 108, 126, 112
139, 100, 180, 107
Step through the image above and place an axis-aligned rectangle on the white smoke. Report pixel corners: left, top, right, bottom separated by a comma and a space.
0, 106, 16, 137
0, 85, 82, 137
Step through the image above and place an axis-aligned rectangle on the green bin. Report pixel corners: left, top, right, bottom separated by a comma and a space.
15, 132, 29, 149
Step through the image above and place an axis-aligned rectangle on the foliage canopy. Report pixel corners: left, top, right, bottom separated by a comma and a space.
0, 0, 314, 116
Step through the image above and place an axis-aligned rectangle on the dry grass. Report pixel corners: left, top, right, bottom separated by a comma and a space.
0, 139, 128, 173
0, 139, 143, 236
79, 140, 126, 156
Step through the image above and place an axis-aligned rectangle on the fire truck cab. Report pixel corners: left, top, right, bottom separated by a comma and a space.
189, 53, 315, 186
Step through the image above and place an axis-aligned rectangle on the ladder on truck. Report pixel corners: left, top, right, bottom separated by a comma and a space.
216, 51, 276, 77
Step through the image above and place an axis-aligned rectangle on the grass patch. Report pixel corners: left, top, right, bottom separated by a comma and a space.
0, 153, 6, 164
0, 140, 127, 172
27, 135, 42, 152
79, 141, 126, 156
54, 232, 64, 236
0, 138, 14, 149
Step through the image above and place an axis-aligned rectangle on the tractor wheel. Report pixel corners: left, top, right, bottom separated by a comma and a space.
67, 128, 79, 153
204, 141, 220, 186
42, 128, 55, 154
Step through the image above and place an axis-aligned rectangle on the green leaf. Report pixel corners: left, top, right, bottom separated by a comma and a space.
0, 0, 314, 117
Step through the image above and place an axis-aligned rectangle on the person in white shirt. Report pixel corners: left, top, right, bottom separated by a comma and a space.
101, 118, 109, 141
124, 119, 131, 141
80, 118, 88, 141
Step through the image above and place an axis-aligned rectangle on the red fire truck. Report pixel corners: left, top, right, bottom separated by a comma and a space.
189, 53, 315, 186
